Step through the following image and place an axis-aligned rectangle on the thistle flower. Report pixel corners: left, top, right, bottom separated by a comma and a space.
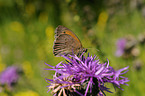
45, 53, 129, 96
115, 37, 139, 58
115, 38, 126, 57
46, 74, 82, 96
0, 66, 19, 87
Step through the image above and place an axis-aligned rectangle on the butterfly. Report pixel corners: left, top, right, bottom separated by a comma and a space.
53, 25, 87, 57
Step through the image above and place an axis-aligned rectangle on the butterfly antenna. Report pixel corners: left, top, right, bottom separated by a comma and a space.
86, 48, 100, 52
86, 47, 106, 57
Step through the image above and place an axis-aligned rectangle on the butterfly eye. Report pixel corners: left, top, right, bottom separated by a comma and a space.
63, 31, 66, 33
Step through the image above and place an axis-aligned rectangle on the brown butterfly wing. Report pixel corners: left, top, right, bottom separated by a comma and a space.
55, 25, 71, 38
53, 25, 87, 57
53, 34, 83, 56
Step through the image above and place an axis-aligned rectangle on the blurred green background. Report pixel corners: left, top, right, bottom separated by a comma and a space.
0, 0, 145, 96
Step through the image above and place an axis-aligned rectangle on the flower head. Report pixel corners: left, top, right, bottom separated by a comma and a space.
115, 36, 139, 58
46, 75, 82, 96
45, 53, 129, 96
0, 66, 19, 87
115, 38, 126, 57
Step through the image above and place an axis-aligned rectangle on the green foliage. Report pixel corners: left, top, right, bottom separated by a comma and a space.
0, 0, 145, 96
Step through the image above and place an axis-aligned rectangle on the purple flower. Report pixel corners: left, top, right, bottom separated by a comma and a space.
45, 53, 129, 96
115, 38, 126, 57
0, 66, 19, 87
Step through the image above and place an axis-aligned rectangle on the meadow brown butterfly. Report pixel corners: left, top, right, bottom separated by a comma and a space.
53, 25, 87, 57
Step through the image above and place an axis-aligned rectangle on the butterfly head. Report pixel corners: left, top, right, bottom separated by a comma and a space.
82, 48, 88, 53
76, 48, 87, 56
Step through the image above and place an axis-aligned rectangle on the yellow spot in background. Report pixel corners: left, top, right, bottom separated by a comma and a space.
0, 63, 6, 73
25, 3, 35, 16
96, 11, 108, 32
39, 12, 48, 24
95, 11, 108, 39
0, 92, 8, 96
36, 26, 54, 59
45, 26, 54, 39
36, 45, 46, 60
14, 90, 39, 96
22, 61, 34, 79
0, 55, 6, 72
74, 15, 80, 22
9, 21, 24, 34
45, 26, 54, 54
